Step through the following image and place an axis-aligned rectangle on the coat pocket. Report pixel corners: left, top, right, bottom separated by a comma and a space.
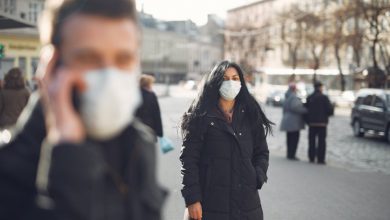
242, 158, 257, 189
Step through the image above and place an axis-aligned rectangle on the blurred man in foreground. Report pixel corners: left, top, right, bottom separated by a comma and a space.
0, 0, 166, 219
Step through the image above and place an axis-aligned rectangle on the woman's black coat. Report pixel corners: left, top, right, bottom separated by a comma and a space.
180, 104, 269, 220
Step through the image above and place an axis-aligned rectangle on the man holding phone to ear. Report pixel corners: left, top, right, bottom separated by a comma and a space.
0, 0, 166, 219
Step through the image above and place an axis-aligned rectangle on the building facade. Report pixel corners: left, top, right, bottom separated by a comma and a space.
140, 12, 224, 83
224, 0, 384, 90
0, 0, 43, 80
0, 1, 224, 84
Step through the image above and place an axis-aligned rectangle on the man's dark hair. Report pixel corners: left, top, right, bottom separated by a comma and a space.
40, 0, 138, 46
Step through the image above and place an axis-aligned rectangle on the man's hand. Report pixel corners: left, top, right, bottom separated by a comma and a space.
188, 201, 202, 220
37, 46, 86, 143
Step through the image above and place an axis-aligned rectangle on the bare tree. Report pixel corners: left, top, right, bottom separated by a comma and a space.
328, 1, 364, 91
302, 12, 329, 82
329, 4, 349, 91
360, 0, 390, 69
379, 11, 390, 88
279, 4, 305, 79
379, 42, 390, 88
349, 1, 365, 69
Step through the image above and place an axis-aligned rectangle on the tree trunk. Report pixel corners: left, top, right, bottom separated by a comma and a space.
379, 43, 390, 89
313, 70, 317, 84
353, 1, 362, 68
313, 59, 319, 83
353, 46, 361, 68
311, 46, 319, 83
335, 44, 346, 91
372, 41, 378, 68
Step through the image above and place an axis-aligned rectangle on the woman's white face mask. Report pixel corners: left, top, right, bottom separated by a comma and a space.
79, 67, 142, 141
219, 80, 242, 101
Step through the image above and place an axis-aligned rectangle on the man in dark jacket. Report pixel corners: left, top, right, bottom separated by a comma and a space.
305, 81, 334, 164
0, 0, 166, 219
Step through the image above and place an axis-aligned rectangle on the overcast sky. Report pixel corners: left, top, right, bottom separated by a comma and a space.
135, 0, 253, 25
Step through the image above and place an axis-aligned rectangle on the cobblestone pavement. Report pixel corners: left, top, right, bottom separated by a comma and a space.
264, 104, 390, 175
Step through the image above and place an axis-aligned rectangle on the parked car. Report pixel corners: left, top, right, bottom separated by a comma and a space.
335, 90, 356, 107
351, 89, 390, 142
183, 80, 197, 90
266, 90, 285, 106
328, 90, 356, 108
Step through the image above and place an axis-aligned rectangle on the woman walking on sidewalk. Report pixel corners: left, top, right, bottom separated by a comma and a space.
280, 83, 307, 160
180, 61, 272, 220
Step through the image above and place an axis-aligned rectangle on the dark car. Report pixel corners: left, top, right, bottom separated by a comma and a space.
266, 90, 285, 106
351, 89, 390, 142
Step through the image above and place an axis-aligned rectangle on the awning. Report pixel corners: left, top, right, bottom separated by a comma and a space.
0, 13, 35, 30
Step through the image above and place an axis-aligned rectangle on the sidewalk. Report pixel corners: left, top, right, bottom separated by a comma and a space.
261, 156, 390, 220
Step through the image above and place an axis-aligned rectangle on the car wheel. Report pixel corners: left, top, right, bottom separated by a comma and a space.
353, 120, 364, 137
386, 126, 390, 143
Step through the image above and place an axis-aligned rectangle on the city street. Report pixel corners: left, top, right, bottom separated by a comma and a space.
156, 93, 390, 220
1, 0, 390, 219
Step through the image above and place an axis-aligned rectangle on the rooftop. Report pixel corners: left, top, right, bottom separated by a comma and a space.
227, 0, 275, 13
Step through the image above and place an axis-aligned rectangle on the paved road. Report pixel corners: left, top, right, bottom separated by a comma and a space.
264, 104, 390, 175
156, 96, 390, 220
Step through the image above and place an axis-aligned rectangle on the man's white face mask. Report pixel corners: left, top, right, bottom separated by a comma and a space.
80, 67, 142, 141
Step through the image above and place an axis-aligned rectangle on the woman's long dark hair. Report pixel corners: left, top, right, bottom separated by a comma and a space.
181, 60, 273, 137
4, 68, 26, 90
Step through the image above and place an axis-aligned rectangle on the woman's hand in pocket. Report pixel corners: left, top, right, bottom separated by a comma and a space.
188, 201, 202, 220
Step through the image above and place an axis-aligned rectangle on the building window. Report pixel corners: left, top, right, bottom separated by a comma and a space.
31, 57, 39, 75
19, 57, 27, 75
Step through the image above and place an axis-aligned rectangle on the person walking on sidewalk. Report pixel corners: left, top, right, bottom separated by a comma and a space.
0, 67, 30, 128
180, 61, 272, 220
305, 81, 334, 164
136, 74, 163, 141
280, 83, 307, 161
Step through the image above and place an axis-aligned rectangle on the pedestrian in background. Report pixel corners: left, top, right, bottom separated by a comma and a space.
180, 61, 272, 220
280, 83, 307, 160
305, 81, 334, 164
0, 67, 30, 128
0, 0, 166, 219
136, 74, 163, 141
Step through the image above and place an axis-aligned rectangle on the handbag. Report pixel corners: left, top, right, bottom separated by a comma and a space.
159, 136, 174, 154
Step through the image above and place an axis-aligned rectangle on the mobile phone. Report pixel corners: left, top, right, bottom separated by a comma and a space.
71, 88, 81, 113
55, 57, 81, 112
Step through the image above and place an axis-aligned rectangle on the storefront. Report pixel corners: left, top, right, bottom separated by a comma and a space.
0, 31, 41, 82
